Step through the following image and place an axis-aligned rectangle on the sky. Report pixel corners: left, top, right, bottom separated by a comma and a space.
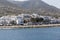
13, 0, 60, 9
42, 0, 60, 9
14, 0, 28, 1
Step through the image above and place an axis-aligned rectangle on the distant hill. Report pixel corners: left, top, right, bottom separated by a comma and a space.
0, 0, 60, 17
9, 0, 60, 17
0, 0, 28, 16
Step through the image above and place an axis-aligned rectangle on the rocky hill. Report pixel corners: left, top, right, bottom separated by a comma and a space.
0, 0, 60, 17
0, 0, 28, 16
9, 0, 60, 17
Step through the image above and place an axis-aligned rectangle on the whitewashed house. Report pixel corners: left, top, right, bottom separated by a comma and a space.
50, 19, 60, 24
18, 14, 31, 23
16, 16, 24, 25
10, 16, 17, 21
0, 16, 17, 25
0, 16, 11, 25
0, 15, 24, 25
31, 13, 40, 18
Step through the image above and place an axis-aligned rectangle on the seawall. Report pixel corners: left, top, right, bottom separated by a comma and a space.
0, 24, 60, 29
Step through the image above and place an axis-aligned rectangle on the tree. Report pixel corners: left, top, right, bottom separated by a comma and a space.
31, 17, 44, 22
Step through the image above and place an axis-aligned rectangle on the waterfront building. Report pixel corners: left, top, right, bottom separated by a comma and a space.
31, 13, 40, 18
18, 14, 31, 23
50, 19, 60, 24
0, 14, 59, 26
0, 16, 17, 25
0, 16, 11, 25
16, 16, 24, 25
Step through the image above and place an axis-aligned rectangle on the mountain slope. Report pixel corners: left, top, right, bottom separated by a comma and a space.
0, 0, 28, 16
0, 0, 60, 17
9, 0, 60, 17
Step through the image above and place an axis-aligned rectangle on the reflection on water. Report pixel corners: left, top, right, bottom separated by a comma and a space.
0, 27, 60, 40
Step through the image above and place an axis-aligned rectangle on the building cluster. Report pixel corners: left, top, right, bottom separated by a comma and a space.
0, 13, 60, 26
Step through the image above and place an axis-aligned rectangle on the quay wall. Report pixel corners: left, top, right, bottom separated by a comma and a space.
0, 24, 60, 29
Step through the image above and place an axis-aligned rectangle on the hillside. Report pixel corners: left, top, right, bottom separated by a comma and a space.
0, 0, 60, 17
0, 0, 29, 16
9, 0, 60, 17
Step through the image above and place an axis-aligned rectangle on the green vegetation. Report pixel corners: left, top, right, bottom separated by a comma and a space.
31, 18, 43, 22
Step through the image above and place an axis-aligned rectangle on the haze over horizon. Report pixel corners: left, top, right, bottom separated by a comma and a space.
42, 0, 60, 9
10, 0, 28, 1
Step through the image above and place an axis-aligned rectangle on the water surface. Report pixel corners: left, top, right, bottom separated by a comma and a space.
0, 27, 60, 40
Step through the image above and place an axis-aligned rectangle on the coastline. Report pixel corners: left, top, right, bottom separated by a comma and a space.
0, 24, 60, 29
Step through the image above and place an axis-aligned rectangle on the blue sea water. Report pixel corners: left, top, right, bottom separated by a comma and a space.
0, 27, 60, 40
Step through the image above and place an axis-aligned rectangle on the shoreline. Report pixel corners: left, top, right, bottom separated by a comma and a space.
0, 24, 60, 29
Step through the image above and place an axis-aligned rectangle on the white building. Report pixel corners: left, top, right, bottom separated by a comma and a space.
50, 19, 60, 24
0, 16, 17, 25
18, 14, 31, 23
0, 16, 11, 25
16, 16, 24, 25
31, 13, 40, 18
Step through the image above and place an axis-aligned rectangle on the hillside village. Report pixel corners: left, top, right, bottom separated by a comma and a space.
0, 13, 60, 26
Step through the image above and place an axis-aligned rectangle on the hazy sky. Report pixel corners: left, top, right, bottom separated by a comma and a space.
13, 0, 60, 8
14, 0, 28, 1
42, 0, 60, 8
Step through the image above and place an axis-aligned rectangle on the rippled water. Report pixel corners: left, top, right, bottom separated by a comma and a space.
0, 27, 60, 40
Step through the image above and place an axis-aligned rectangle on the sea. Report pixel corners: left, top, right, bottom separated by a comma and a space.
0, 27, 60, 40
